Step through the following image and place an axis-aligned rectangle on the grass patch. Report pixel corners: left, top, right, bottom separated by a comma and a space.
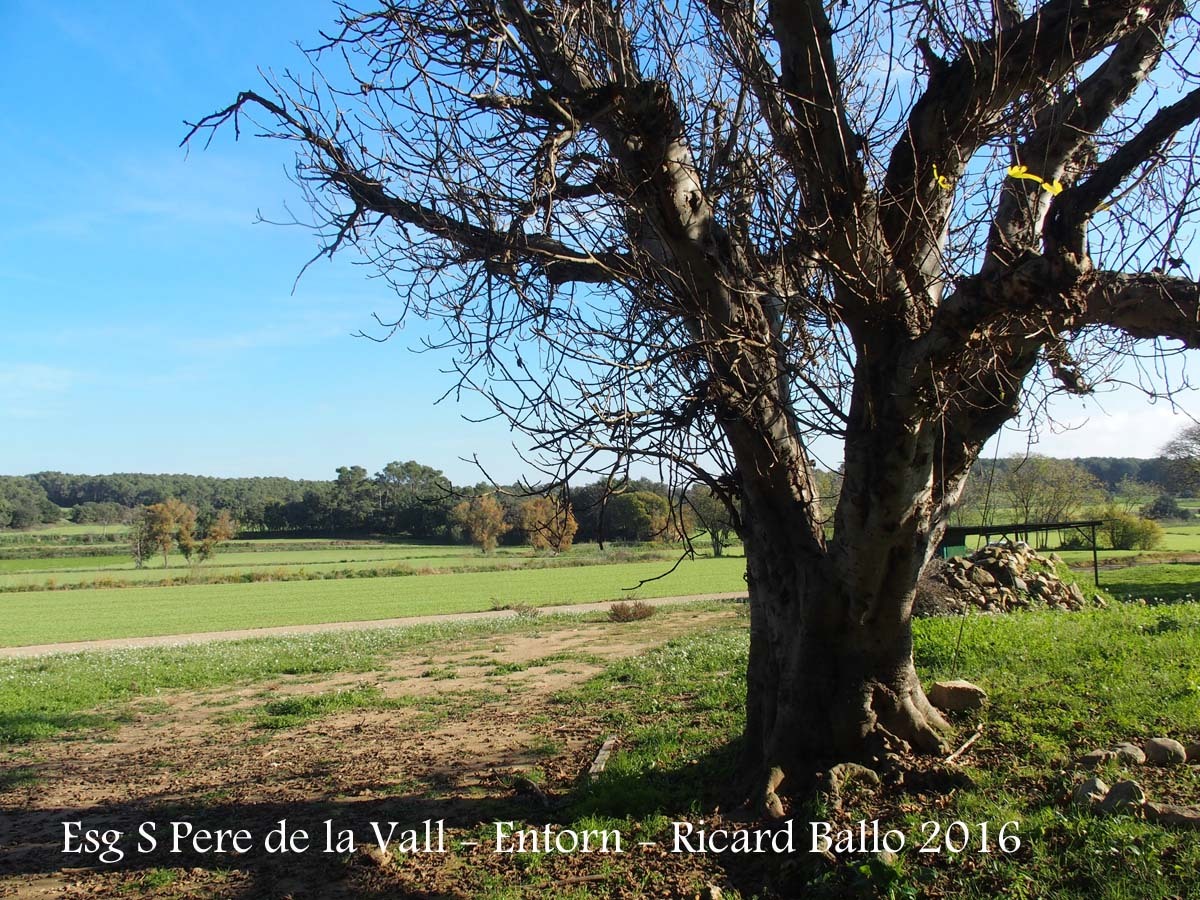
1098, 562, 1200, 604
0, 766, 41, 790
255, 685, 411, 729
133, 868, 178, 891
0, 614, 594, 745
548, 602, 1200, 898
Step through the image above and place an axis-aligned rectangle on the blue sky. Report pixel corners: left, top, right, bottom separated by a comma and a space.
1, 1, 1196, 485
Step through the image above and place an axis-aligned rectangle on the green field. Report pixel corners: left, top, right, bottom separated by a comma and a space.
2, 517, 1197, 651
0, 522, 131, 538
0, 556, 748, 647
1098, 561, 1200, 602
0, 538, 708, 588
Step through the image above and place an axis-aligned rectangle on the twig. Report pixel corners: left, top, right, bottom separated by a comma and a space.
588, 735, 618, 777
555, 874, 609, 885
945, 724, 984, 764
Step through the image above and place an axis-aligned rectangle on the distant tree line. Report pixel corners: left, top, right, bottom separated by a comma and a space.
13, 465, 725, 547
6, 451, 1197, 551
0, 477, 60, 529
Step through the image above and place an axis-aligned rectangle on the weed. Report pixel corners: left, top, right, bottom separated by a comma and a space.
608, 600, 656, 622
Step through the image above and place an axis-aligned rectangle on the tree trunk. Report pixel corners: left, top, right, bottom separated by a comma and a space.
740, 525, 951, 800
728, 376, 959, 806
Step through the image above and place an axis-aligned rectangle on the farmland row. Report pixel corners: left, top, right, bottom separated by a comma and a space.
0, 555, 750, 647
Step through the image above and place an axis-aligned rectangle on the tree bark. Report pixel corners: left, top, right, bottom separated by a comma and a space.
729, 359, 957, 805
740, 514, 951, 804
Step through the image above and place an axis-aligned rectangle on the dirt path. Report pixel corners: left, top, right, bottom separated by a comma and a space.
0, 592, 747, 658
0, 604, 741, 899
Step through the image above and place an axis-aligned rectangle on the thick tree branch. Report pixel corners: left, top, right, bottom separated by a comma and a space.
1079, 271, 1200, 344
884, 0, 1177, 301
767, 0, 866, 216
984, 21, 1174, 273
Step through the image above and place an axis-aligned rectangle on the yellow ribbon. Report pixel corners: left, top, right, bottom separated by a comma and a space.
1007, 164, 1064, 196
932, 165, 952, 191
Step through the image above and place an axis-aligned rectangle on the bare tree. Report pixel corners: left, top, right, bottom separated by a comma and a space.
1162, 422, 1200, 490
1001, 454, 1103, 527
187, 0, 1200, 805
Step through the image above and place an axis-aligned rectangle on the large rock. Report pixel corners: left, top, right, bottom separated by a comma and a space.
1143, 737, 1188, 766
1186, 742, 1200, 763
968, 567, 997, 588
1112, 742, 1147, 765
1079, 749, 1116, 769
1072, 776, 1109, 808
927, 680, 988, 712
1144, 802, 1200, 827
1097, 780, 1145, 814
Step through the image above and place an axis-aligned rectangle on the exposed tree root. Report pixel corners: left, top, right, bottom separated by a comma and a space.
760, 766, 786, 820
874, 684, 953, 755
819, 763, 881, 812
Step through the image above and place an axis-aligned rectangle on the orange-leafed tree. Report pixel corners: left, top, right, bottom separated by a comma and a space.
519, 496, 579, 553
451, 495, 510, 554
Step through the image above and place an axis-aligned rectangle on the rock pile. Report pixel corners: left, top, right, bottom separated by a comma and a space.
915, 541, 1098, 617
1071, 737, 1200, 827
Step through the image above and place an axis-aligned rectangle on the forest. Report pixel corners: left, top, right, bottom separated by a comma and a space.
0, 455, 1183, 540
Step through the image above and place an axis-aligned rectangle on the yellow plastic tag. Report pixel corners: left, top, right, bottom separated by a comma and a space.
1006, 165, 1063, 195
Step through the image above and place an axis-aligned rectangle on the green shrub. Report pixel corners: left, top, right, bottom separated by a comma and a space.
1145, 494, 1190, 520
1102, 507, 1164, 550
1058, 532, 1091, 551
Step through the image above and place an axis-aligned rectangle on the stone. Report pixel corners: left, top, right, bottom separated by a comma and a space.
1072, 776, 1109, 808
1097, 780, 1145, 814
1012, 576, 1028, 594
1112, 742, 1146, 765
1068, 583, 1086, 604
1144, 801, 1200, 827
969, 567, 997, 588
1187, 742, 1200, 763
1079, 749, 1116, 769
927, 680, 988, 712
356, 845, 394, 869
1143, 737, 1188, 766
1093, 594, 1108, 608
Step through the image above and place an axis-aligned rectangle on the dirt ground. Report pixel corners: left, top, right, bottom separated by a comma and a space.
0, 607, 739, 899
0, 593, 746, 658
